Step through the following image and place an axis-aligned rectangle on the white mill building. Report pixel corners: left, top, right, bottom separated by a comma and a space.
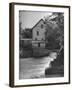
32, 19, 46, 48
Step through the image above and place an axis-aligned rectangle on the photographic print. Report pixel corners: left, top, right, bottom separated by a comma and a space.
9, 3, 70, 87
19, 11, 64, 79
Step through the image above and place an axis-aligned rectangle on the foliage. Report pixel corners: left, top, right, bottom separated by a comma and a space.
19, 23, 32, 39
45, 12, 64, 50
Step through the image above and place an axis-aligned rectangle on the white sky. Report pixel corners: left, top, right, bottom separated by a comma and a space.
19, 11, 52, 29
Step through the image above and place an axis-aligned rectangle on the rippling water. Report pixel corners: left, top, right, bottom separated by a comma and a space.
19, 52, 57, 79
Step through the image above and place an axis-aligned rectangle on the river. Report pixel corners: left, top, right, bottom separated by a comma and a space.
19, 52, 57, 79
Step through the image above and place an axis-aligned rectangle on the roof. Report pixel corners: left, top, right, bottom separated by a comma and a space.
32, 19, 45, 30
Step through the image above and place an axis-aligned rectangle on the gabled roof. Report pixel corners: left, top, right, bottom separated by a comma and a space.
32, 19, 45, 30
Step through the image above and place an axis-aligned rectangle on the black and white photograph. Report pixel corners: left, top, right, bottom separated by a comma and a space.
19, 11, 64, 79
9, 3, 70, 87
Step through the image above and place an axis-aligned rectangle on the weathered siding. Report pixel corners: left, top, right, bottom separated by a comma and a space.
32, 19, 46, 48
32, 20, 45, 41
32, 43, 38, 47
40, 43, 45, 47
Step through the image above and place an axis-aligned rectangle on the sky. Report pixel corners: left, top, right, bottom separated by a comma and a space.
19, 11, 52, 29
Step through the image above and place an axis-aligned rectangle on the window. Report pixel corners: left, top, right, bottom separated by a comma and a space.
42, 38, 44, 40
35, 38, 37, 40
37, 31, 39, 36
41, 24, 43, 28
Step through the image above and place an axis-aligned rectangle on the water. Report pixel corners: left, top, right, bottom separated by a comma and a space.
19, 52, 57, 79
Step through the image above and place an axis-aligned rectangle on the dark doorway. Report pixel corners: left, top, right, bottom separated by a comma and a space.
38, 43, 40, 47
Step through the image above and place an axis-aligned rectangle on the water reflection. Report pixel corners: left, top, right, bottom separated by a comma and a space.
19, 52, 57, 79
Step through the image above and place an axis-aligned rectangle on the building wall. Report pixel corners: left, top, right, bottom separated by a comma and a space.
32, 20, 45, 41
32, 43, 38, 47
32, 20, 46, 48
40, 43, 45, 47
32, 42, 45, 48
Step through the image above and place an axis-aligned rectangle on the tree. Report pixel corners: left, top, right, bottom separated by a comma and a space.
45, 12, 64, 50
23, 28, 32, 38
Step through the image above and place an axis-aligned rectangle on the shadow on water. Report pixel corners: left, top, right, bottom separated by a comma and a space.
19, 52, 58, 79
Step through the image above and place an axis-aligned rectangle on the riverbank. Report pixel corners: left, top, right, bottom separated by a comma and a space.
45, 48, 64, 77
19, 47, 59, 58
